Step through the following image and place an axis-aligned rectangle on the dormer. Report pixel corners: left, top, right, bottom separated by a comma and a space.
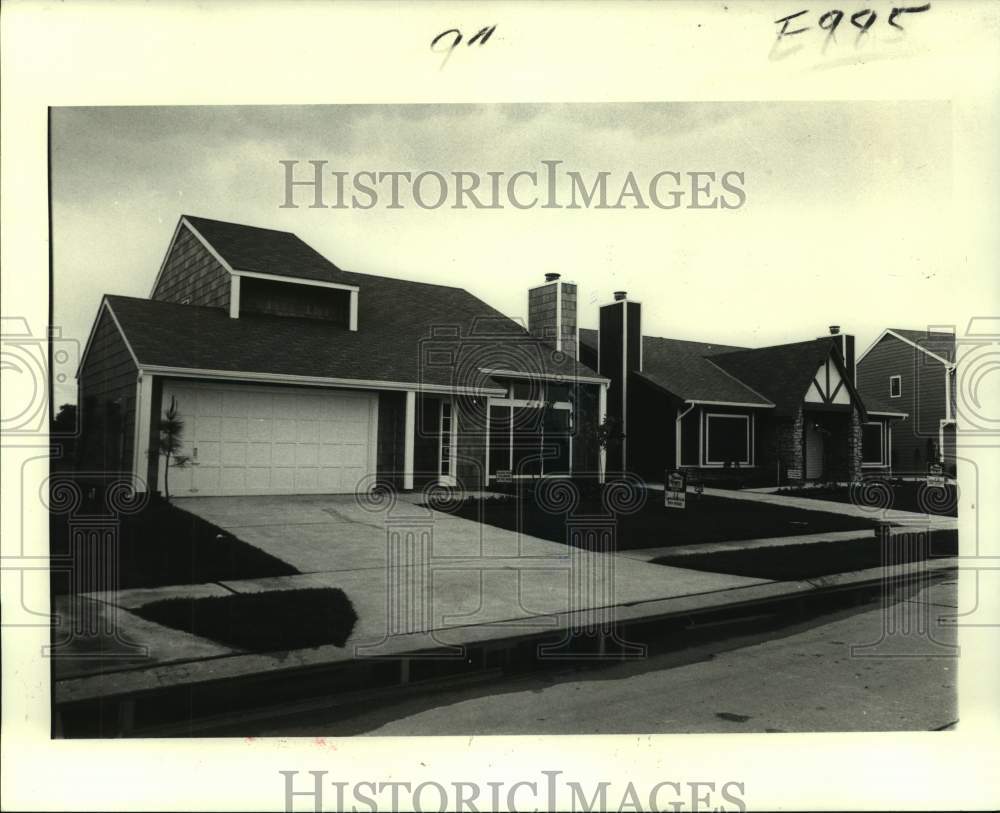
149, 215, 359, 330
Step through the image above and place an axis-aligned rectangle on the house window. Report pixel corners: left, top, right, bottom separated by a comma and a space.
889, 375, 901, 398
487, 380, 573, 478
862, 421, 885, 467
704, 413, 753, 466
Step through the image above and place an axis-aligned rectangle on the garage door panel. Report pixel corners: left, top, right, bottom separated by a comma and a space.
274, 419, 297, 443
296, 421, 320, 444
222, 444, 247, 466
295, 445, 318, 466
197, 416, 221, 441
246, 468, 271, 490
247, 443, 271, 466
221, 468, 247, 491
248, 418, 272, 442
273, 443, 296, 466
161, 382, 378, 496
197, 441, 221, 465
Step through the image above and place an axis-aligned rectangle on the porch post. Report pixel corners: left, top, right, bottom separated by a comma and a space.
131, 373, 154, 493
403, 390, 416, 490
598, 382, 607, 484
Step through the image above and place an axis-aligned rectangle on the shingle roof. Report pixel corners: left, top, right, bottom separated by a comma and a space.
106, 287, 599, 392
580, 328, 771, 406
183, 215, 357, 284
888, 328, 956, 363
638, 337, 773, 406
710, 338, 841, 415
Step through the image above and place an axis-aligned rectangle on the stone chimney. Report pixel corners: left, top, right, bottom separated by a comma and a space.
528, 273, 577, 358
825, 325, 856, 383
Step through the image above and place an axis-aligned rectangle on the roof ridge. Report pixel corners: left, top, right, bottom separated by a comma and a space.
701, 356, 776, 406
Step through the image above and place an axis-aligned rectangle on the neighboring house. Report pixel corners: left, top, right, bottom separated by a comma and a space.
856, 328, 957, 474
579, 297, 906, 486
76, 216, 608, 496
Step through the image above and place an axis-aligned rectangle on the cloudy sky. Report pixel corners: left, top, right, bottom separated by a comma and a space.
52, 102, 960, 404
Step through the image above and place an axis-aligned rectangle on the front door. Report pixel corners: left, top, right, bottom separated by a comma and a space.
805, 421, 825, 480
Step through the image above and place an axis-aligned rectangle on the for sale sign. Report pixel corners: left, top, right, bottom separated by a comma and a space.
665, 470, 687, 509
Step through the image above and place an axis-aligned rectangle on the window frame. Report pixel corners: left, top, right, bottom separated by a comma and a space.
703, 412, 754, 467
889, 374, 902, 398
485, 380, 574, 480
861, 420, 886, 468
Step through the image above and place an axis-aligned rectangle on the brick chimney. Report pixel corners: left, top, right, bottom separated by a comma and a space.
528, 273, 577, 358
598, 292, 642, 471
826, 325, 856, 383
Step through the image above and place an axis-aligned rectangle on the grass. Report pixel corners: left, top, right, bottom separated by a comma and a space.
50, 496, 298, 593
653, 530, 958, 580
133, 588, 358, 652
439, 485, 879, 551
775, 481, 958, 517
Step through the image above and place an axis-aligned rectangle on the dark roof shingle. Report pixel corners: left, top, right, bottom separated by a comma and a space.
183, 215, 356, 284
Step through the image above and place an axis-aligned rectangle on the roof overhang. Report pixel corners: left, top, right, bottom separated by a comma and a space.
684, 399, 774, 409
479, 367, 609, 385
138, 365, 507, 396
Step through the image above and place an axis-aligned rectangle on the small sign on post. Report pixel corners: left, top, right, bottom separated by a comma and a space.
927, 463, 945, 488
496, 469, 513, 484
665, 470, 687, 509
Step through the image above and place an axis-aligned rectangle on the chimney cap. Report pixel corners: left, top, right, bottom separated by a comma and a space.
829, 325, 841, 335
544, 272, 561, 282
613, 290, 628, 301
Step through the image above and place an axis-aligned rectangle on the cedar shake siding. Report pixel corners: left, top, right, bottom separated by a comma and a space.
77, 307, 138, 479
857, 333, 950, 471
151, 225, 231, 309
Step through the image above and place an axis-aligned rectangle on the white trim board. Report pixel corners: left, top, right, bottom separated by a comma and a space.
857, 328, 955, 368
138, 365, 506, 397
478, 367, 609, 385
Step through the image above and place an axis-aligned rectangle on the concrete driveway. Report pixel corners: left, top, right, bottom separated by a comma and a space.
173, 494, 766, 651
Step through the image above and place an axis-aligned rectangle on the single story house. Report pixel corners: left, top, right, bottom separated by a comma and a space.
578, 296, 907, 486
856, 328, 957, 473
76, 216, 608, 496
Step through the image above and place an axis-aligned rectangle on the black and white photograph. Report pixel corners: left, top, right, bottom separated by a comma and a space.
3, 2, 999, 812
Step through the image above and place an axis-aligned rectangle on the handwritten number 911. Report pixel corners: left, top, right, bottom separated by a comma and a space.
431, 25, 497, 69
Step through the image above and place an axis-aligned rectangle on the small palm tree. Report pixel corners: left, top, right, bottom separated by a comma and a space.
156, 396, 191, 500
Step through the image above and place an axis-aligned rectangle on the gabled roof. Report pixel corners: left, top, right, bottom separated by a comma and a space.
100, 288, 601, 393
637, 337, 773, 407
183, 215, 357, 285
711, 338, 850, 415
857, 327, 956, 366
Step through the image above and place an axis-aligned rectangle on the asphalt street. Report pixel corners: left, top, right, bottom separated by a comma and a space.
254, 576, 958, 736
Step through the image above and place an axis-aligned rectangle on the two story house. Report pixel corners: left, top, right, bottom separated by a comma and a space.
76, 216, 608, 496
856, 328, 957, 474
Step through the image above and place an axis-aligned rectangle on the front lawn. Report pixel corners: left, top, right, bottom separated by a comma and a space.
776, 481, 958, 517
653, 530, 958, 580
133, 588, 358, 652
50, 496, 298, 593
437, 485, 880, 551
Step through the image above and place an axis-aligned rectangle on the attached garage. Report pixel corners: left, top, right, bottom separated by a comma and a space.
158, 381, 378, 496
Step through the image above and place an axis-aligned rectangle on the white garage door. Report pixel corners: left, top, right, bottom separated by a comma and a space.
158, 381, 378, 496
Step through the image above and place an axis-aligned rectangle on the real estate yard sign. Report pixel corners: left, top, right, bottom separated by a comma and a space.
927, 462, 945, 488
665, 470, 687, 509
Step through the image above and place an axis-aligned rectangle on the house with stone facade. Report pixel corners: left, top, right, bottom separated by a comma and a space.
578, 298, 907, 487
